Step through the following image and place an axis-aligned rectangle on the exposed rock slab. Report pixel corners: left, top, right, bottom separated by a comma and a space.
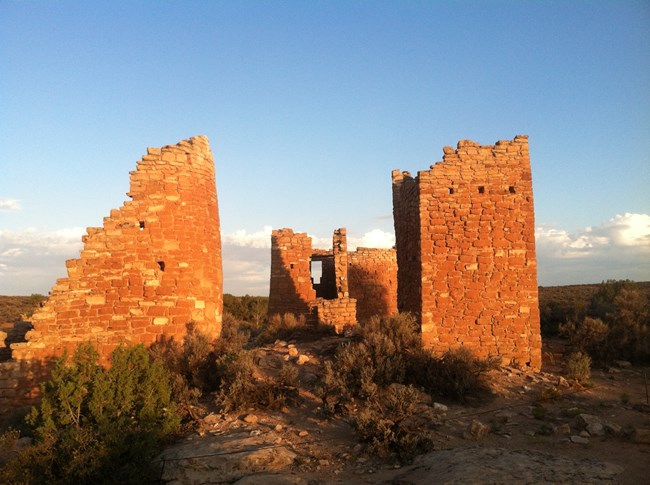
157, 433, 296, 485
390, 447, 622, 484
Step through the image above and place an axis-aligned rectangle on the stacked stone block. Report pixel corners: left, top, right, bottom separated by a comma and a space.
268, 228, 358, 329
392, 135, 541, 369
268, 229, 317, 316
312, 297, 357, 333
268, 227, 400, 329
348, 248, 398, 322
1, 136, 223, 417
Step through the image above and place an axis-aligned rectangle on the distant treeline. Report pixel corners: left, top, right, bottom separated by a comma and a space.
538, 280, 650, 336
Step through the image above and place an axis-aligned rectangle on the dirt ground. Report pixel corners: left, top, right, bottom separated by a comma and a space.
158, 336, 650, 484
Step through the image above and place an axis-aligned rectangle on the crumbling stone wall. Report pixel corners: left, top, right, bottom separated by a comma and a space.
348, 248, 398, 322
1, 136, 223, 417
392, 135, 541, 369
268, 228, 358, 330
268, 228, 399, 329
268, 229, 316, 316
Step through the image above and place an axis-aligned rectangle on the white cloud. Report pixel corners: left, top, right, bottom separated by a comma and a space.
0, 199, 21, 211
348, 229, 395, 250
536, 213, 650, 285
0, 227, 84, 295
223, 225, 273, 249
222, 244, 270, 296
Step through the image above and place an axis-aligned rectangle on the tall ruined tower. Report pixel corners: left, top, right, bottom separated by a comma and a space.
10, 136, 223, 363
392, 135, 541, 369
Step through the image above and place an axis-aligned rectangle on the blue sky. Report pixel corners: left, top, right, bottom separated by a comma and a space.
1, 0, 649, 295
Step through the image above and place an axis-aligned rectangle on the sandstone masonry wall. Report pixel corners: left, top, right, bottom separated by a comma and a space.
268, 229, 316, 316
268, 228, 399, 329
392, 135, 541, 369
348, 248, 398, 322
1, 136, 223, 417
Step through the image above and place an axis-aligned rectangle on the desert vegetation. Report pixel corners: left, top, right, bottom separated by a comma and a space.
1, 344, 180, 484
2, 281, 649, 481
0, 295, 46, 324
540, 280, 650, 366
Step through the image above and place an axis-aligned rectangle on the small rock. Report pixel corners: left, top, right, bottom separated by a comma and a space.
554, 423, 571, 435
15, 437, 32, 449
296, 354, 309, 365
604, 422, 622, 436
494, 410, 516, 421
203, 413, 219, 425
557, 376, 570, 388
524, 431, 535, 437
242, 413, 258, 424
288, 347, 299, 357
614, 360, 632, 369
298, 430, 309, 437
433, 402, 448, 413
632, 428, 650, 444
463, 419, 490, 441
319, 459, 330, 466
586, 422, 605, 436
275, 424, 283, 432
579, 430, 590, 438
571, 435, 590, 444
575, 413, 601, 429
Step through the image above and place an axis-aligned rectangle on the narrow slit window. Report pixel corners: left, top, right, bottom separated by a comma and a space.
448, 188, 455, 195
157, 261, 165, 272
139, 221, 145, 230
478, 186, 485, 194
509, 186, 516, 194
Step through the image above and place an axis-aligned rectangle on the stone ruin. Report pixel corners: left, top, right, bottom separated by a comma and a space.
268, 228, 398, 331
0, 133, 542, 420
392, 135, 541, 369
0, 136, 223, 417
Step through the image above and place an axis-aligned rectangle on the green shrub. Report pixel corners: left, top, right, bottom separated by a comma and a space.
257, 312, 305, 343
559, 281, 650, 363
566, 351, 591, 383
214, 349, 300, 412
1, 343, 180, 484
353, 384, 433, 459
409, 346, 499, 402
150, 326, 220, 420
318, 314, 497, 413
559, 317, 609, 355
223, 294, 268, 326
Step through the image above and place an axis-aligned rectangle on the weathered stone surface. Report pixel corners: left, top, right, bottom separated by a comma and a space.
296, 355, 309, 365
269, 227, 398, 330
633, 428, 650, 444
232, 474, 306, 485
157, 435, 297, 484
586, 422, 605, 436
392, 136, 541, 370
576, 413, 601, 429
463, 419, 490, 440
390, 447, 621, 484
242, 414, 258, 424
571, 435, 590, 444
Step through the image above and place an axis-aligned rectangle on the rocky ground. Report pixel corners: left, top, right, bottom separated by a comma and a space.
156, 337, 650, 484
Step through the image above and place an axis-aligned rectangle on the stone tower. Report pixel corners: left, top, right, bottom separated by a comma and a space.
392, 135, 541, 369
10, 136, 223, 363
